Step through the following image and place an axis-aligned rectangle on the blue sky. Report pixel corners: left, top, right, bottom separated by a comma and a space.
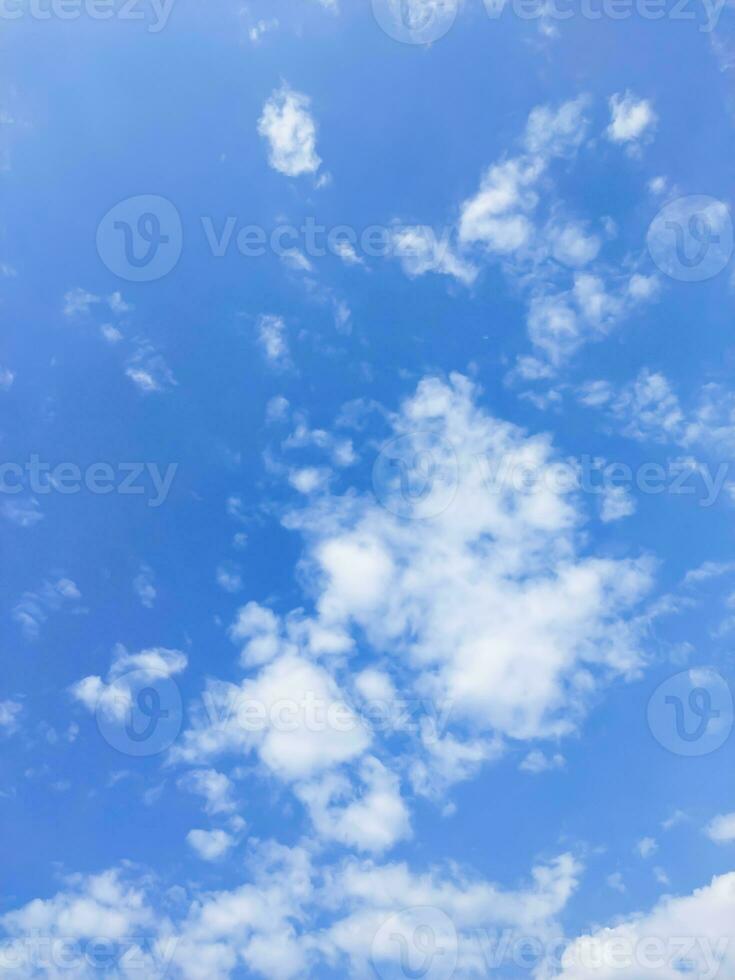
2, 0, 735, 977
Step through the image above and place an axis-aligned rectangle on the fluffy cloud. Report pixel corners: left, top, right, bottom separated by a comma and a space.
258, 85, 321, 178
550, 872, 735, 979
607, 91, 658, 147
187, 829, 235, 861
289, 373, 652, 746
171, 653, 370, 781
172, 373, 653, 844
70, 644, 187, 721
458, 96, 590, 253
295, 756, 411, 852
1, 870, 153, 938
705, 812, 735, 844
328, 851, 581, 976
600, 483, 636, 523
178, 769, 236, 815
4, 850, 734, 980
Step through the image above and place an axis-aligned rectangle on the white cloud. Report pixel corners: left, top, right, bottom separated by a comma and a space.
334, 239, 364, 266
0, 365, 14, 389
354, 668, 396, 703
178, 769, 236, 816
125, 344, 176, 393
281, 373, 653, 769
458, 157, 542, 253
600, 484, 636, 523
266, 395, 290, 423
70, 644, 187, 720
607, 871, 626, 893
549, 221, 602, 267
216, 564, 243, 593
330, 851, 581, 976
133, 564, 157, 608
256, 314, 290, 368
100, 323, 123, 344
187, 829, 235, 861
635, 836, 658, 859
524, 95, 591, 157
288, 466, 330, 494
2, 497, 43, 528
391, 225, 478, 284
107, 291, 131, 314
163, 375, 653, 867
649, 175, 667, 195
607, 91, 657, 147
12, 577, 82, 640
283, 415, 357, 467
63, 288, 131, 318
0, 699, 22, 735
586, 368, 735, 457
172, 653, 370, 781
459, 96, 590, 255
705, 812, 735, 844
520, 749, 566, 774
248, 17, 278, 43
62, 287, 99, 317
452, 96, 658, 366
554, 872, 735, 979
0, 845, 583, 980
258, 84, 321, 178
280, 248, 313, 273
0, 867, 157, 948
296, 756, 411, 852
228, 601, 283, 667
